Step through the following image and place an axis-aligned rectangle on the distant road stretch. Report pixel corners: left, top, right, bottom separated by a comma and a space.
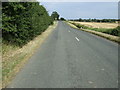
8, 21, 118, 88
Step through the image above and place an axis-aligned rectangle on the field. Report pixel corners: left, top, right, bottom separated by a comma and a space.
69, 21, 120, 37
71, 21, 118, 29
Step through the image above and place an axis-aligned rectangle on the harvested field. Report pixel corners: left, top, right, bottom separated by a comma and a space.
70, 21, 118, 29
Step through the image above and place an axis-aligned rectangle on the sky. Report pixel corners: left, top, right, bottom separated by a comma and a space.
40, 2, 118, 19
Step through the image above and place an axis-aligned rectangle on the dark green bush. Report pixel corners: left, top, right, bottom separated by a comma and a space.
110, 26, 120, 36
101, 26, 120, 36
2, 2, 53, 46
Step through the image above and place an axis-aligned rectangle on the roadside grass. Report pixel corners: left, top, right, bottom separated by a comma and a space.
2, 21, 58, 88
66, 21, 120, 43
0, 38, 2, 89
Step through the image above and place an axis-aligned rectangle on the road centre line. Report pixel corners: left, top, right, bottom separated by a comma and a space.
75, 37, 80, 41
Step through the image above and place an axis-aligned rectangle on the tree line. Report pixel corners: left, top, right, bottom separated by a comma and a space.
70, 18, 119, 23
2, 2, 59, 47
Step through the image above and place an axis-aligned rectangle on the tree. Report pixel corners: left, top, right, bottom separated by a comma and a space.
51, 11, 59, 20
79, 18, 82, 22
2, 2, 53, 46
60, 17, 66, 21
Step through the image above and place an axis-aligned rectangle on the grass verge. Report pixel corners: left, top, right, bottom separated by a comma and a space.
66, 21, 120, 43
2, 21, 58, 88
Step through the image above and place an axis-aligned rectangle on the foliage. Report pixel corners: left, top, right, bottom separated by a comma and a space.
108, 26, 120, 36
70, 18, 118, 23
60, 17, 66, 21
51, 11, 59, 20
2, 2, 53, 46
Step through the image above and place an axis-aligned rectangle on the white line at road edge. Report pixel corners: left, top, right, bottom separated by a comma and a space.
75, 37, 80, 41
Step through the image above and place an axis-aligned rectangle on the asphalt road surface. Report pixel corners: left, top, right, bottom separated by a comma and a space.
8, 21, 118, 88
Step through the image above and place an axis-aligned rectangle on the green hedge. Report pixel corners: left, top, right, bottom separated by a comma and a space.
2, 2, 53, 46
109, 26, 120, 36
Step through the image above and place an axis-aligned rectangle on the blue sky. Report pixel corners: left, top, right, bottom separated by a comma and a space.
40, 2, 118, 19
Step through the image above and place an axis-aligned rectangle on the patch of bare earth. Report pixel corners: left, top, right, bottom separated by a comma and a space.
2, 21, 58, 88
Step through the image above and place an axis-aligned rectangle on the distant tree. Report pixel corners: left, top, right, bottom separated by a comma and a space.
60, 17, 66, 21
69, 18, 118, 23
79, 18, 82, 22
51, 11, 59, 20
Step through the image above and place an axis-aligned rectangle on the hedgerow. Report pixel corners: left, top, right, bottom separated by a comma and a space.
2, 2, 53, 46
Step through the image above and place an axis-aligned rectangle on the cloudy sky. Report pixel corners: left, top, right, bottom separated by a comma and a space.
40, 2, 118, 19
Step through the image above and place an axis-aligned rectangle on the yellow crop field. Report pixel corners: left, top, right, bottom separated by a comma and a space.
72, 21, 118, 29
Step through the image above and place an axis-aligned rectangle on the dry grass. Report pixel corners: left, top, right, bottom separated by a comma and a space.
70, 21, 118, 29
66, 22, 78, 29
2, 21, 58, 88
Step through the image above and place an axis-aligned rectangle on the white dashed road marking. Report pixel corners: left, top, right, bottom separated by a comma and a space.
93, 86, 97, 88
101, 68, 105, 71
117, 80, 118, 83
75, 37, 79, 41
88, 81, 93, 84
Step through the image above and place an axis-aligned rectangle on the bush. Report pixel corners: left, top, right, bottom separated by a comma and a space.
101, 26, 120, 36
2, 2, 53, 46
110, 26, 120, 36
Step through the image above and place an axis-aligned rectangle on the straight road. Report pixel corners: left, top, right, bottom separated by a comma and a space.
7, 21, 118, 88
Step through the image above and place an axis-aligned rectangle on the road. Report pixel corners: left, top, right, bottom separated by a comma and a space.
7, 21, 118, 88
